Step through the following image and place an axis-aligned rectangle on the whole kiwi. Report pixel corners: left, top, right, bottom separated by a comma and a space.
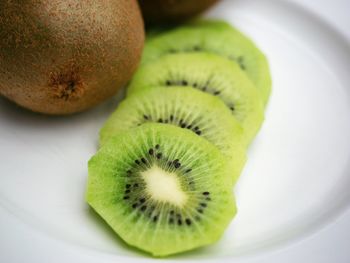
138, 0, 220, 25
0, 0, 144, 115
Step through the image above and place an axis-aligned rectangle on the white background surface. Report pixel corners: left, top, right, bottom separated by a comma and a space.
1, 0, 350, 262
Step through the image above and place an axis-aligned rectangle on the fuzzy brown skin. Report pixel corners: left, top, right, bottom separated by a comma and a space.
139, 0, 219, 25
0, 0, 144, 115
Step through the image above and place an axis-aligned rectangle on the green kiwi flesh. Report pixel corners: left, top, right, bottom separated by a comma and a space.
100, 87, 246, 185
87, 123, 236, 257
128, 53, 264, 145
141, 20, 271, 105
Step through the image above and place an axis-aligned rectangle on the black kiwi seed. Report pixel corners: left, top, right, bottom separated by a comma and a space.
166, 80, 171, 86
230, 106, 235, 111
170, 115, 174, 121
141, 158, 147, 164
181, 123, 186, 128
126, 184, 131, 189
140, 205, 147, 211
143, 115, 149, 120
123, 196, 129, 200
200, 203, 207, 208
237, 56, 246, 70
197, 208, 203, 213
185, 218, 192, 225
214, 90, 221, 95
182, 80, 188, 85
132, 203, 138, 208
156, 153, 162, 159
140, 198, 146, 203
196, 130, 202, 135
125, 190, 130, 194
177, 219, 182, 225
158, 118, 163, 123
153, 216, 158, 222
135, 159, 140, 165
174, 162, 181, 168
148, 148, 154, 155
203, 191, 210, 195
202, 86, 207, 91
185, 169, 192, 173
170, 210, 175, 215
133, 183, 139, 188
194, 126, 199, 131
155, 144, 160, 150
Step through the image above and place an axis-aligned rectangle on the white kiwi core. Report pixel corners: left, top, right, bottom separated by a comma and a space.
141, 166, 187, 207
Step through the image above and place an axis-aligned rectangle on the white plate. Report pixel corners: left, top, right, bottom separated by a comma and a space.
1, 0, 350, 262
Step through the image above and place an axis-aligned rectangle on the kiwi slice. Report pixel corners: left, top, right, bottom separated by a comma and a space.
87, 123, 236, 256
141, 20, 271, 104
100, 87, 246, 184
100, 87, 244, 153
128, 53, 264, 144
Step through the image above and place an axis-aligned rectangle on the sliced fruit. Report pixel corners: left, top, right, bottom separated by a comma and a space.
87, 123, 236, 257
128, 53, 264, 144
141, 20, 271, 104
100, 87, 246, 184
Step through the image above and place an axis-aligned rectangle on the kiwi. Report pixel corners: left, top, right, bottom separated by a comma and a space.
128, 53, 264, 144
100, 87, 244, 156
0, 0, 144, 114
87, 123, 236, 256
139, 0, 220, 25
100, 87, 246, 184
141, 20, 271, 104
